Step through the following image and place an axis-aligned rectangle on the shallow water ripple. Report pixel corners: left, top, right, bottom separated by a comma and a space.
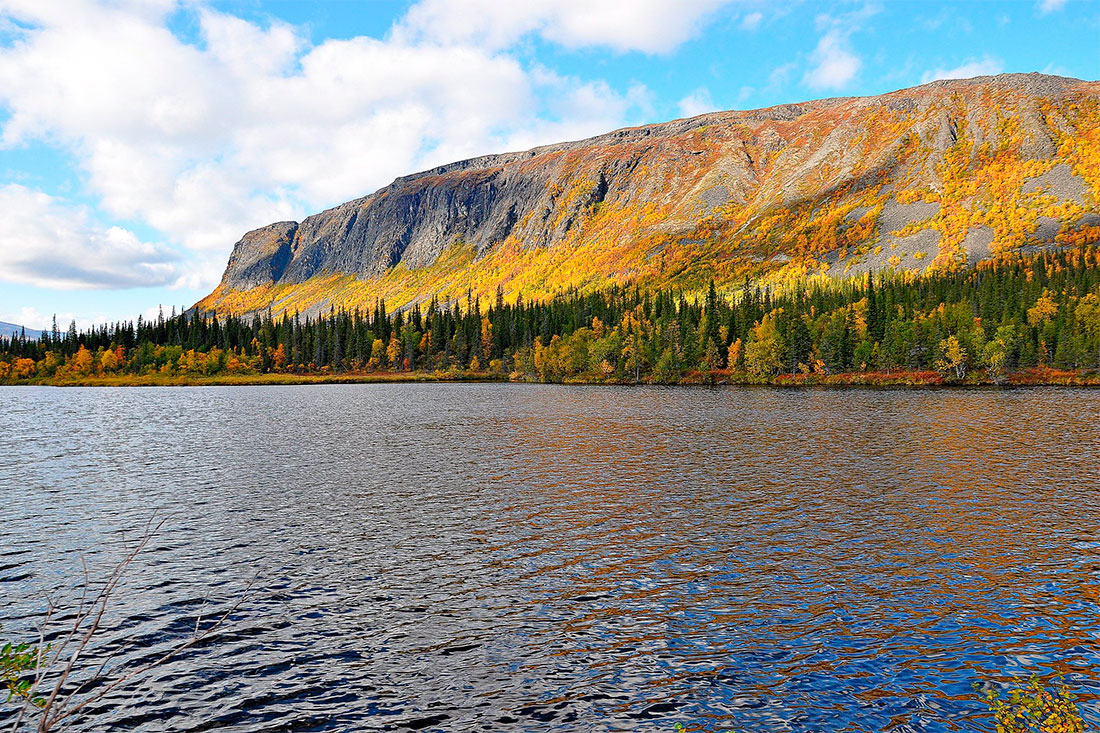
0, 384, 1098, 731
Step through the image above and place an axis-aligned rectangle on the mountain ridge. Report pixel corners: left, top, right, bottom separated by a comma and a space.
0, 321, 42, 340
198, 73, 1100, 317
391, 72, 1084, 184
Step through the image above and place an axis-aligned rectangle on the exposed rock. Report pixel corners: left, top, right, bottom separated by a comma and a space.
217, 222, 298, 292
878, 199, 941, 237
895, 230, 941, 272
1022, 163, 1089, 205
698, 184, 732, 215
840, 228, 942, 277
963, 226, 995, 264
200, 73, 1100, 315
845, 206, 871, 223
1033, 216, 1063, 243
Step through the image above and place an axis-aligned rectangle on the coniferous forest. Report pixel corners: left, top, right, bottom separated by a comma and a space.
5, 247, 1100, 386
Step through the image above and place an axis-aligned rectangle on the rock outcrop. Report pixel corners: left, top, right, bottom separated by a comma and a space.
200, 73, 1100, 316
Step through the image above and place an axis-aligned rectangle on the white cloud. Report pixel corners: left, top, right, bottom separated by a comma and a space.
803, 29, 861, 90
0, 184, 181, 290
0, 306, 114, 333
507, 70, 654, 146
396, 0, 734, 54
770, 61, 797, 87
800, 6, 879, 93
0, 0, 654, 292
678, 88, 718, 118
1, 307, 67, 332
920, 56, 1003, 83
1038, 0, 1067, 13
740, 11, 763, 31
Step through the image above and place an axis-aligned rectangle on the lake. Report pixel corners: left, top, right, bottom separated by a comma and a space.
1, 384, 1098, 731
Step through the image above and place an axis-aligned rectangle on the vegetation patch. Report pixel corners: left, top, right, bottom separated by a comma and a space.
6, 248, 1100, 388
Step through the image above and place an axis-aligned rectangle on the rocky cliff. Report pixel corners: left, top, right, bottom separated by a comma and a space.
198, 73, 1100, 316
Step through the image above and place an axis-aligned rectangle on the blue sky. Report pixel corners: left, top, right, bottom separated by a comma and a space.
0, 0, 1097, 329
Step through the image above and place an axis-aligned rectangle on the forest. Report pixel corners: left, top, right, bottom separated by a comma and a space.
4, 246, 1100, 386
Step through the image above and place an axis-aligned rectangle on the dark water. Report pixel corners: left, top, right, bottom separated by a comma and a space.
1, 384, 1098, 732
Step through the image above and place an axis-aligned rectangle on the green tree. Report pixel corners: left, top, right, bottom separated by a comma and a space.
653, 347, 682, 383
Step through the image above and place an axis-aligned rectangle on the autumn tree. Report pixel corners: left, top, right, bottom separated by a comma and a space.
72, 346, 94, 376
386, 334, 401, 370
368, 338, 385, 370
99, 348, 118, 373
727, 338, 743, 372
935, 335, 968, 381
271, 343, 288, 372
1027, 290, 1058, 327
745, 310, 786, 378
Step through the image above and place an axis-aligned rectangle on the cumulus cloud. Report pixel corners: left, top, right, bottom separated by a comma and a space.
769, 61, 797, 87
800, 6, 879, 93
678, 88, 718, 118
0, 306, 89, 333
739, 11, 763, 30
921, 56, 1004, 83
502, 70, 654, 150
0, 0, 659, 292
803, 30, 861, 90
1037, 0, 1067, 13
0, 184, 181, 290
396, 0, 734, 54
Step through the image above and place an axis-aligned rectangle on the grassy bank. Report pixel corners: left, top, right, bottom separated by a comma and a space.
7, 370, 503, 387
5, 367, 1098, 388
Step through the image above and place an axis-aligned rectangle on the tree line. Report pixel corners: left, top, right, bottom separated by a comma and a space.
4, 247, 1100, 384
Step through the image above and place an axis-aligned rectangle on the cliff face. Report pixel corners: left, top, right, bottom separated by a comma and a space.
200, 73, 1100, 316
220, 221, 299, 290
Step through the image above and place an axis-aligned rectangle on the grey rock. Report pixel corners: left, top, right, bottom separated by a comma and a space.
206, 73, 1099, 310
218, 221, 298, 291
1033, 216, 1063, 243
963, 226, 995, 264
1022, 163, 1089, 205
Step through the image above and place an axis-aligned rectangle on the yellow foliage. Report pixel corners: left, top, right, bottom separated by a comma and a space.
72, 346, 94, 376
979, 677, 1086, 733
1027, 290, 1058, 326
14, 358, 36, 379
195, 89, 1100, 319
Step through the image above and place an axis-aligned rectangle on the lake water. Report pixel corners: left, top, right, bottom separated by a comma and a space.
1, 384, 1098, 732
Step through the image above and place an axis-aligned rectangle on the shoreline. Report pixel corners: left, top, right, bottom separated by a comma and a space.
4, 368, 1098, 388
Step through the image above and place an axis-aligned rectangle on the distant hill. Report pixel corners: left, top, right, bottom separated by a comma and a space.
197, 72, 1100, 318
0, 321, 42, 340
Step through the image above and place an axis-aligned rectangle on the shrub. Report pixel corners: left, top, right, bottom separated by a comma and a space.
977, 677, 1088, 733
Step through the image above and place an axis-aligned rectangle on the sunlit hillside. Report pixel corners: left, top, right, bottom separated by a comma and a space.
197, 73, 1100, 317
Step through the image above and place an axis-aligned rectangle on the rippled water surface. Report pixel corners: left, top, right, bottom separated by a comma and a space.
1, 384, 1099, 731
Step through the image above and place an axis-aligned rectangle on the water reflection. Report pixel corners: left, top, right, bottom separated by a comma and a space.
0, 384, 1097, 731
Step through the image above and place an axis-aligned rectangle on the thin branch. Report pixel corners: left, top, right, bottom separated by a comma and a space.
35, 518, 164, 733
48, 573, 256, 729
10, 516, 255, 733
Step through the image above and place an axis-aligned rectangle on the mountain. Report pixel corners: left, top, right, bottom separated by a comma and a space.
198, 73, 1100, 317
0, 321, 42, 339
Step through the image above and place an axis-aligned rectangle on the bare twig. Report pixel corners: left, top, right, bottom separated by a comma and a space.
47, 578, 254, 730
35, 519, 163, 732
6, 516, 255, 733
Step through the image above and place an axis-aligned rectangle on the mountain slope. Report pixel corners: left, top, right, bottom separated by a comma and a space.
198, 73, 1100, 317
0, 322, 42, 339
